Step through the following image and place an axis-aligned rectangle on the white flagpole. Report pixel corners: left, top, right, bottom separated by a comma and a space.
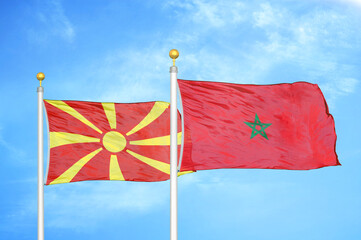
169, 49, 179, 240
37, 72, 45, 240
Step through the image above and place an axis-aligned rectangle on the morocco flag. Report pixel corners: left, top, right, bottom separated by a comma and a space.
178, 79, 340, 171
44, 100, 188, 185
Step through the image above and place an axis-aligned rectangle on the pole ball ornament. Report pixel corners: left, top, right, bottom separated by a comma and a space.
169, 49, 179, 60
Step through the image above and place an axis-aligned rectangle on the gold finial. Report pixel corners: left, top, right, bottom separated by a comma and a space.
169, 49, 179, 66
36, 72, 45, 86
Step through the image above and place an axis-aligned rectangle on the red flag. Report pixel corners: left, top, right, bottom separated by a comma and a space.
178, 79, 340, 171
44, 100, 187, 185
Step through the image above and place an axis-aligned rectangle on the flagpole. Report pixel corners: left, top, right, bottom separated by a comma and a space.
37, 72, 45, 240
169, 49, 179, 240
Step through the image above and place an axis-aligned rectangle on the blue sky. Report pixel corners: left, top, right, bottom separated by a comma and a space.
1, 0, 361, 239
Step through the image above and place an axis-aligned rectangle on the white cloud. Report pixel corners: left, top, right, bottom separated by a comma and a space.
57, 1, 359, 106
320, 77, 359, 108
165, 0, 246, 28
0, 127, 26, 161
338, 78, 358, 93
29, 0, 75, 43
91, 48, 172, 103
43, 45, 174, 103
131, 1, 361, 106
178, 170, 295, 224
247, 3, 361, 107
332, 0, 361, 8
253, 2, 284, 28
4, 173, 198, 231
45, 181, 168, 229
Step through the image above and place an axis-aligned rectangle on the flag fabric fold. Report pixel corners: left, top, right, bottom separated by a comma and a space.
44, 100, 186, 185
178, 79, 340, 171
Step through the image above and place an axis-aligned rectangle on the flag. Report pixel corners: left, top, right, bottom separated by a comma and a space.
44, 100, 187, 185
178, 79, 340, 171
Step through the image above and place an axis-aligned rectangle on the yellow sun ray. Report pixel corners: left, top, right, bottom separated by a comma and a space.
126, 150, 170, 174
102, 103, 117, 129
126, 102, 169, 136
126, 150, 193, 176
109, 155, 125, 180
50, 132, 100, 148
129, 132, 182, 146
45, 100, 103, 134
49, 148, 103, 185
178, 171, 194, 176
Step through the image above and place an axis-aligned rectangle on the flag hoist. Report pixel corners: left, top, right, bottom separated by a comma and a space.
169, 49, 179, 240
37, 72, 45, 240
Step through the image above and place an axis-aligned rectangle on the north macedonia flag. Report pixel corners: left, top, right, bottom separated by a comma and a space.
44, 100, 187, 185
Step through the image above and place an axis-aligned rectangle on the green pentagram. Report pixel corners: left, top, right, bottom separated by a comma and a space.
244, 114, 272, 140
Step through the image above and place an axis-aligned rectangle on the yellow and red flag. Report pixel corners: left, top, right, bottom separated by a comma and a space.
44, 100, 185, 185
